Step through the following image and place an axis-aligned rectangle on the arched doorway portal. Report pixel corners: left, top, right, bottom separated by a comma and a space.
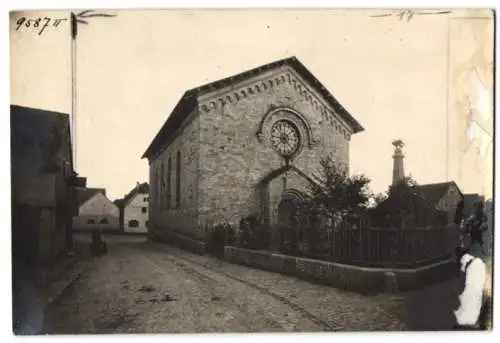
274, 189, 305, 251
278, 198, 297, 228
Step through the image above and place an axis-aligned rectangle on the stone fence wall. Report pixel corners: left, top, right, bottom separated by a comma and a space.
149, 231, 208, 255
223, 246, 456, 294
148, 231, 457, 294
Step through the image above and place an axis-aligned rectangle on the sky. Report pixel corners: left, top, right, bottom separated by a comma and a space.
9, 9, 494, 201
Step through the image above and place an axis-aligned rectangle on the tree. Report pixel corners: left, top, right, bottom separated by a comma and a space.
306, 156, 372, 224
372, 175, 419, 228
369, 192, 388, 208
238, 214, 268, 250
386, 175, 418, 212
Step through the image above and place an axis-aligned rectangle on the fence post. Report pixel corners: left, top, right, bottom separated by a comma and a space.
331, 227, 335, 261
347, 224, 351, 262
341, 228, 345, 260
360, 221, 365, 262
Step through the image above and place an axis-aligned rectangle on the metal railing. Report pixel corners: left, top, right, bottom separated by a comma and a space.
279, 217, 456, 268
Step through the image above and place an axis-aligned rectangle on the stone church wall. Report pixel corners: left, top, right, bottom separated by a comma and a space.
197, 66, 351, 233
149, 109, 201, 239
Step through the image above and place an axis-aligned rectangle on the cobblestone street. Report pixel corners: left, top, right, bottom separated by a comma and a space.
41, 235, 407, 333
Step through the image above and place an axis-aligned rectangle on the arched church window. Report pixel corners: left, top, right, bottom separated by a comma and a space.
270, 120, 301, 157
176, 150, 181, 209
156, 167, 160, 206
160, 163, 165, 209
167, 157, 172, 209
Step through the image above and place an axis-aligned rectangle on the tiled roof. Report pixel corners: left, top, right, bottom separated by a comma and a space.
118, 182, 149, 208
414, 181, 463, 206
76, 188, 106, 207
142, 56, 364, 159
10, 105, 72, 175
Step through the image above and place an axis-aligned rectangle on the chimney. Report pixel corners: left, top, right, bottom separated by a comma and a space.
136, 181, 140, 189
392, 139, 405, 185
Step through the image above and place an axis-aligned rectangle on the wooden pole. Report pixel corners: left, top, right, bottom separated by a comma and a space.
71, 13, 78, 171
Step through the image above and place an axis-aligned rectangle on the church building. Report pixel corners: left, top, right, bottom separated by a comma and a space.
142, 56, 364, 244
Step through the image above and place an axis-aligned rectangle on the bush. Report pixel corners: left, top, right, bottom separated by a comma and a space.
212, 222, 236, 245
204, 220, 236, 257
238, 214, 268, 250
370, 176, 447, 229
308, 156, 372, 220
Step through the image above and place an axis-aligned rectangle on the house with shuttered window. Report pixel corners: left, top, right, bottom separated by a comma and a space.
114, 182, 150, 233
72, 188, 120, 231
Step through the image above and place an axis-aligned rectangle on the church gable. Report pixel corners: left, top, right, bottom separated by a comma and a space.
196, 56, 364, 138
142, 56, 363, 161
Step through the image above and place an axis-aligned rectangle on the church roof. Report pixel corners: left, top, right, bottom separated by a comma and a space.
142, 56, 364, 160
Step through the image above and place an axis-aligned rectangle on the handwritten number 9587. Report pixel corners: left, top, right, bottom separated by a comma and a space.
15, 17, 68, 35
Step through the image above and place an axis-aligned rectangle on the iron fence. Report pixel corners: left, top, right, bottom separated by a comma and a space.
279, 217, 457, 268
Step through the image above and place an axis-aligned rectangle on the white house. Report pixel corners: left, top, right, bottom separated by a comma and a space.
73, 188, 120, 231
115, 182, 149, 234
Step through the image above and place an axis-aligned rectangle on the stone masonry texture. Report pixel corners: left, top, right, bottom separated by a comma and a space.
149, 62, 357, 241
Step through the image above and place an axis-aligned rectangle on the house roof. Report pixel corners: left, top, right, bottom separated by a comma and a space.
76, 188, 106, 207
463, 193, 485, 216
142, 56, 364, 160
10, 105, 73, 175
414, 181, 463, 206
118, 182, 149, 208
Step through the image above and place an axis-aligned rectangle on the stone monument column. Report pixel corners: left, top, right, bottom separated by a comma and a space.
392, 139, 405, 185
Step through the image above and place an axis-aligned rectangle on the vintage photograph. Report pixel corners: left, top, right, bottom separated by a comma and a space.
9, 8, 493, 334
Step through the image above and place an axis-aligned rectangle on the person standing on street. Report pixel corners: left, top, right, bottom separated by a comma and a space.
465, 201, 488, 255
454, 200, 465, 248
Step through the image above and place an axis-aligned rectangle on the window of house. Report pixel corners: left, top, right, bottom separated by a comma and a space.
87, 219, 96, 224
145, 220, 149, 228
167, 157, 172, 209
100, 218, 109, 224
144, 197, 149, 202
128, 220, 139, 228
141, 207, 147, 213
176, 150, 181, 209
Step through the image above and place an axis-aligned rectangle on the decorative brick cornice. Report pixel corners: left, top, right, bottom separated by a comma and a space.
199, 68, 352, 141
144, 57, 362, 161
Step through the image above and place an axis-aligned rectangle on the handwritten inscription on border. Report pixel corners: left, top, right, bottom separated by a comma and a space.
15, 16, 68, 35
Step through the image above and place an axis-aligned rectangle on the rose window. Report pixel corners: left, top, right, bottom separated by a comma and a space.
270, 120, 300, 157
